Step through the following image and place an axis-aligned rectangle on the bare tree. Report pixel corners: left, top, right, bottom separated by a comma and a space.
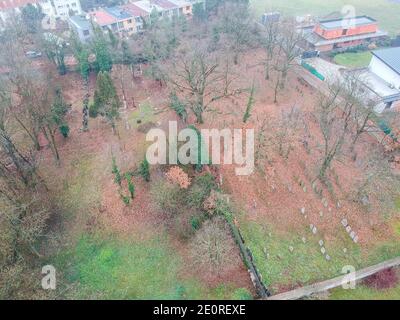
353, 147, 400, 212
219, 2, 255, 64
164, 42, 241, 123
273, 105, 303, 159
190, 216, 237, 275
315, 79, 359, 181
261, 18, 279, 80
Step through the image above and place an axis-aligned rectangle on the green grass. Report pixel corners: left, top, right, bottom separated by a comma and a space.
329, 284, 400, 299
238, 220, 361, 292
53, 233, 248, 299
56, 234, 183, 299
333, 52, 372, 68
250, 0, 400, 36
128, 101, 155, 128
238, 217, 400, 294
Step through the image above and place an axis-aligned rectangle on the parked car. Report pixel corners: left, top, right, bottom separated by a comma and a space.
25, 51, 42, 58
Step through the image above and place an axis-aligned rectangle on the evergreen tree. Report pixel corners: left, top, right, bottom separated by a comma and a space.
92, 27, 112, 72
90, 71, 121, 132
139, 158, 150, 182
243, 82, 255, 123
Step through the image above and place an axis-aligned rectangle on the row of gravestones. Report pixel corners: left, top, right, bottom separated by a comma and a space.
341, 218, 359, 243
299, 207, 331, 261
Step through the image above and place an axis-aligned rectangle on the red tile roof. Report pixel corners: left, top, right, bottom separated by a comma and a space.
0, 0, 39, 11
89, 10, 117, 26
122, 3, 149, 17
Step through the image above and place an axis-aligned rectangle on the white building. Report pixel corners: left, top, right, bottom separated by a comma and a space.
369, 47, 400, 89
42, 0, 82, 20
0, 0, 82, 28
354, 47, 400, 113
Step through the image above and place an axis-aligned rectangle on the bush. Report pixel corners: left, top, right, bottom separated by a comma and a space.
152, 180, 184, 216
111, 157, 121, 186
139, 158, 150, 182
190, 215, 202, 231
125, 173, 135, 199
362, 268, 398, 289
121, 194, 130, 205
169, 92, 187, 122
187, 173, 217, 208
89, 103, 98, 118
59, 124, 70, 138
189, 216, 237, 274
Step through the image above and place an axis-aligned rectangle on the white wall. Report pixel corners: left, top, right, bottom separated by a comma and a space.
369, 56, 400, 90
47, 0, 83, 19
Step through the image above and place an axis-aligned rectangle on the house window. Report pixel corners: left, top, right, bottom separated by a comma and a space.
83, 30, 90, 36
128, 19, 132, 24
135, 17, 141, 23
71, 3, 76, 7
186, 6, 190, 10
342, 29, 348, 36
118, 22, 124, 28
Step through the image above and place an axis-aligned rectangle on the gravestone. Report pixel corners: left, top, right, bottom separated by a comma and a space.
341, 218, 348, 227
346, 226, 351, 233
312, 226, 317, 234
319, 240, 324, 246
321, 247, 326, 254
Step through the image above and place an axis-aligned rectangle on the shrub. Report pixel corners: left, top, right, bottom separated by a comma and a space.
121, 194, 130, 205
362, 268, 398, 290
89, 103, 98, 118
139, 158, 150, 182
187, 173, 217, 208
169, 92, 187, 122
190, 215, 202, 231
59, 124, 70, 138
152, 180, 184, 216
125, 173, 135, 199
189, 216, 237, 274
165, 166, 191, 189
111, 156, 121, 186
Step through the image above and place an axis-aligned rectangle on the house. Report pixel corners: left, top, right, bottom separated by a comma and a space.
352, 47, 400, 113
89, 6, 135, 37
0, 0, 40, 27
303, 15, 388, 52
122, 3, 150, 32
0, 0, 82, 28
41, 0, 82, 20
132, 0, 193, 20
68, 15, 93, 42
169, 0, 193, 16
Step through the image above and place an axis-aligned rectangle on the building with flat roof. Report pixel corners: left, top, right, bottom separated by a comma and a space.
68, 15, 93, 42
351, 47, 400, 113
0, 0, 82, 28
303, 15, 388, 52
89, 6, 135, 37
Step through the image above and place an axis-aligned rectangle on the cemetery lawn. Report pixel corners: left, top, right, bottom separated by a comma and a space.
237, 218, 400, 294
